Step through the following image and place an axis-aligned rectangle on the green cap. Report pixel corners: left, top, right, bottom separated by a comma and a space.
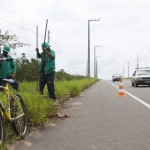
3, 45, 10, 53
41, 42, 50, 49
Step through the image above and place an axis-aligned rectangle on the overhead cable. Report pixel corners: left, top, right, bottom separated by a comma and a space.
0, 4, 36, 27
0, 17, 35, 34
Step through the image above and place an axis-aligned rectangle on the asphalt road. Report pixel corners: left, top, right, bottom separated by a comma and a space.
9, 80, 150, 150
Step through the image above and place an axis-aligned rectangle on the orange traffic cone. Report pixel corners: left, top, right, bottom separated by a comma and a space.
118, 78, 126, 96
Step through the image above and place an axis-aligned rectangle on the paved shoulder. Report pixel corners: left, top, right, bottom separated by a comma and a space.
9, 80, 150, 150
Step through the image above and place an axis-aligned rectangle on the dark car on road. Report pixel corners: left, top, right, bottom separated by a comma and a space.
112, 74, 121, 82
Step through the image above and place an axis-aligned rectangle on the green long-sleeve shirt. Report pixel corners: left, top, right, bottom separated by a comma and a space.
38, 49, 55, 74
0, 55, 16, 78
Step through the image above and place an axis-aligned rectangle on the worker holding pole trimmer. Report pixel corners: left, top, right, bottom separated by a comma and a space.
35, 42, 56, 101
35, 19, 56, 101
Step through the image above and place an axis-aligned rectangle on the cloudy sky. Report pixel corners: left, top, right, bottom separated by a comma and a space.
1, 0, 150, 79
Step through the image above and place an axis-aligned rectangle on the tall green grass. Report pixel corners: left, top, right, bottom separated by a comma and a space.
55, 78, 98, 97
19, 78, 98, 125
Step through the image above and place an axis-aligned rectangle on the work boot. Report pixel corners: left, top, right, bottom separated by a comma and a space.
52, 100, 60, 106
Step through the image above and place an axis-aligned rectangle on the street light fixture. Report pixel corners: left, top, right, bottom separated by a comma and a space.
87, 18, 100, 79
94, 45, 101, 78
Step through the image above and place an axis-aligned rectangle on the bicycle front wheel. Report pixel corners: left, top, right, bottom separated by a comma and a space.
0, 113, 5, 146
10, 94, 28, 138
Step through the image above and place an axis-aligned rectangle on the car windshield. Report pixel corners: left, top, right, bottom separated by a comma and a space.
137, 70, 150, 75
113, 75, 121, 77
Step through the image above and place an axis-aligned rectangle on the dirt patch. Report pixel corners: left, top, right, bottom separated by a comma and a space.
48, 113, 70, 120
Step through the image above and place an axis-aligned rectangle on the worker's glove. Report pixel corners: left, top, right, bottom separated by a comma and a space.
36, 48, 39, 53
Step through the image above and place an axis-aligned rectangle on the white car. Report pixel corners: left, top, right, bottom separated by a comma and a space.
131, 68, 150, 87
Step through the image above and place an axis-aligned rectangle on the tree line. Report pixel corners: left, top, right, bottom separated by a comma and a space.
15, 54, 86, 82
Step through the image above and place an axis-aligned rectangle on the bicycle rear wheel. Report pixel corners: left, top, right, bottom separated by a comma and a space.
0, 113, 5, 146
10, 94, 28, 138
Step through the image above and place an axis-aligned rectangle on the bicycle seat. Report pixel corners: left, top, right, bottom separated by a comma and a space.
3, 79, 14, 83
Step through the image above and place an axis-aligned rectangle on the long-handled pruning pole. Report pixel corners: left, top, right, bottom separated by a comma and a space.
36, 26, 39, 91
44, 19, 48, 44
36, 19, 48, 91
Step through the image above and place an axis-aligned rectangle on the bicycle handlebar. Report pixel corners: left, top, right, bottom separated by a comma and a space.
0, 58, 13, 62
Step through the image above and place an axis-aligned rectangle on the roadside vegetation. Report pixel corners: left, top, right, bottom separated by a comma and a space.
1, 72, 99, 149
0, 30, 99, 149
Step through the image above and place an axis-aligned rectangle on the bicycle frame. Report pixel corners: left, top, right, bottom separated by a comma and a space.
0, 82, 24, 122
0, 82, 14, 122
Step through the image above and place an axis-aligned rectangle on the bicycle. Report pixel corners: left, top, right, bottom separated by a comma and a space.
0, 58, 28, 146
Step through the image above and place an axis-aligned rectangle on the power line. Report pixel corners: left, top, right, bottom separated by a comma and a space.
0, 17, 35, 34
0, 4, 36, 27
0, 5, 49, 41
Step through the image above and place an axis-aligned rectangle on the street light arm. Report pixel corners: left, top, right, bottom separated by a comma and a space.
94, 45, 101, 48
89, 18, 100, 21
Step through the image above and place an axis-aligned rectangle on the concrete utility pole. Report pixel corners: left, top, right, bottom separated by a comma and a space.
128, 61, 129, 78
94, 45, 100, 78
96, 59, 97, 78
87, 18, 100, 79
137, 55, 139, 69
96, 56, 101, 78
123, 65, 124, 77
86, 61, 88, 77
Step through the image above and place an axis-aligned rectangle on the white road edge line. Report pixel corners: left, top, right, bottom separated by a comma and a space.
106, 80, 150, 109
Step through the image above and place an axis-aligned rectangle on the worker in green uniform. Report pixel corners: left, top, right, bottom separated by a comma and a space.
36, 42, 56, 101
0, 45, 18, 90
